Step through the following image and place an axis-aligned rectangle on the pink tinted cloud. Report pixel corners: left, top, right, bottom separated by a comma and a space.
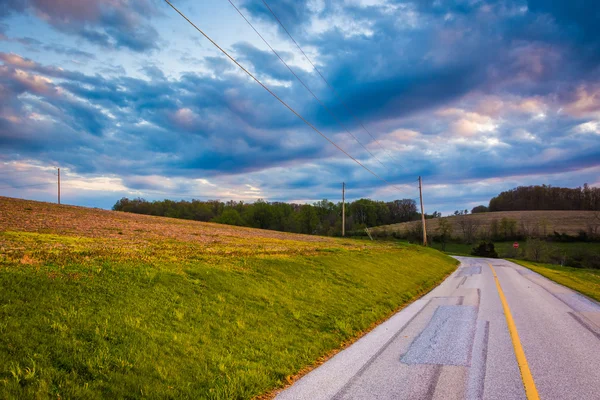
28, 0, 155, 26
11, 68, 55, 95
564, 85, 600, 118
0, 53, 37, 69
30, 0, 110, 23
4, 0, 160, 51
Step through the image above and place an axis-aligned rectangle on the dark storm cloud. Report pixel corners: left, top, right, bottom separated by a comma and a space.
527, 0, 600, 46
239, 0, 599, 130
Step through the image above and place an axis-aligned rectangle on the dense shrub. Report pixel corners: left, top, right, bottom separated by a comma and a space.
471, 205, 489, 213
471, 241, 499, 258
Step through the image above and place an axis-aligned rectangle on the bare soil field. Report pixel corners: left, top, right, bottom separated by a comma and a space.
0, 196, 346, 258
372, 210, 600, 237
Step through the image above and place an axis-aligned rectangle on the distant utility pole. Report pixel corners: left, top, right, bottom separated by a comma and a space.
57, 167, 61, 205
342, 182, 346, 237
418, 176, 427, 246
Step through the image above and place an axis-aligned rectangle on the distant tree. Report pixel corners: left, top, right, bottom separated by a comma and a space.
245, 199, 272, 229
407, 221, 423, 243
431, 211, 441, 218
525, 238, 549, 262
489, 184, 600, 211
297, 205, 319, 234
490, 219, 500, 240
190, 201, 214, 222
111, 196, 445, 238
499, 217, 518, 240
456, 215, 480, 244
471, 205, 488, 213
213, 209, 243, 226
350, 199, 379, 227
388, 199, 418, 223
436, 219, 453, 251
587, 212, 600, 240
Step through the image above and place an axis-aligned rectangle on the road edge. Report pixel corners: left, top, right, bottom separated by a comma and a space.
256, 259, 459, 400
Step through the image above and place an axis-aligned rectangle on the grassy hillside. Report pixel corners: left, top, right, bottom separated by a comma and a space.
511, 260, 600, 303
372, 210, 598, 237
0, 197, 457, 399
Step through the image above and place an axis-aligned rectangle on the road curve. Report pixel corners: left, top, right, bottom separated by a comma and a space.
276, 257, 600, 400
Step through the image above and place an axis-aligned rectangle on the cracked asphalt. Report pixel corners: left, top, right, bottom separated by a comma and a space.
276, 257, 600, 400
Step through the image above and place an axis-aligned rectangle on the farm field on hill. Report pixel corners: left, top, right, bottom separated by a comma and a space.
0, 197, 457, 399
372, 210, 598, 237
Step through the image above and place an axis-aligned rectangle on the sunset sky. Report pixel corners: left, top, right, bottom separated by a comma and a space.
1, 0, 599, 214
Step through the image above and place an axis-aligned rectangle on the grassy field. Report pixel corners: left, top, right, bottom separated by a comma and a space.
372, 210, 599, 238
429, 241, 600, 258
510, 260, 600, 303
0, 197, 457, 399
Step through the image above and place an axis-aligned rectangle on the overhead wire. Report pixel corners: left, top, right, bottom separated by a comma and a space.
163, 0, 402, 191
227, 0, 390, 172
260, 0, 402, 167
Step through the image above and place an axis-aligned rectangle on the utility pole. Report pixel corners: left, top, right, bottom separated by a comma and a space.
418, 176, 427, 246
342, 182, 345, 237
57, 167, 61, 205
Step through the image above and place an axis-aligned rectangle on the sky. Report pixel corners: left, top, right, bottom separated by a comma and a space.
0, 0, 599, 215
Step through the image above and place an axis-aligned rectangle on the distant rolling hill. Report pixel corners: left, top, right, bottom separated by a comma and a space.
372, 210, 600, 239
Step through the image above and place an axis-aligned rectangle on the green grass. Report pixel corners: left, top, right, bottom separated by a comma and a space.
429, 241, 600, 258
510, 260, 600, 303
0, 228, 456, 399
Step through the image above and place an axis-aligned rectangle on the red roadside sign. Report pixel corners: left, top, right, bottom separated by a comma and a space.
513, 242, 519, 249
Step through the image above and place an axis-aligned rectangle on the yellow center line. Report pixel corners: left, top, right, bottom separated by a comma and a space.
488, 262, 540, 400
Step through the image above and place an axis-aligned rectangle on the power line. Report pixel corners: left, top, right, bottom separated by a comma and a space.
261, 0, 402, 167
163, 0, 400, 191
227, 0, 390, 173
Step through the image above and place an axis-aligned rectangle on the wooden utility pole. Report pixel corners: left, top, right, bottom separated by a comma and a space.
342, 182, 345, 237
418, 176, 427, 246
57, 167, 61, 205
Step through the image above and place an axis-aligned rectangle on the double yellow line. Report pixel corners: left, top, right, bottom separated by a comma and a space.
488, 263, 540, 400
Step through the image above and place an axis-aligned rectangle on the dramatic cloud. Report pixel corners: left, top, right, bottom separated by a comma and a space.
1, 0, 161, 51
0, 0, 599, 212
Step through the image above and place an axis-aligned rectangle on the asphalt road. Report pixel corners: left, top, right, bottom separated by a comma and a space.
276, 257, 600, 400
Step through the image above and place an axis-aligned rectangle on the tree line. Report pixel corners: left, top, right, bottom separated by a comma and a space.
113, 197, 438, 236
489, 184, 600, 211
